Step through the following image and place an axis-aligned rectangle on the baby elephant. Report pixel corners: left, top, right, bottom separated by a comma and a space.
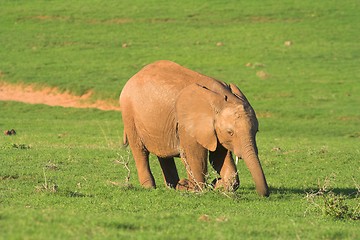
120, 60, 269, 196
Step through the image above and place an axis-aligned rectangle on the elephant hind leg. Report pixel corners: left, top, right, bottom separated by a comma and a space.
131, 147, 155, 188
124, 127, 155, 188
158, 157, 180, 189
122, 105, 155, 188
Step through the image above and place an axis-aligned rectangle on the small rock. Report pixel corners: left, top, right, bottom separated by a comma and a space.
272, 147, 281, 152
284, 40, 292, 46
198, 214, 210, 222
256, 70, 270, 79
216, 216, 228, 222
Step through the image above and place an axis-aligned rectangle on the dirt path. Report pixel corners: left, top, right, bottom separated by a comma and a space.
0, 82, 121, 111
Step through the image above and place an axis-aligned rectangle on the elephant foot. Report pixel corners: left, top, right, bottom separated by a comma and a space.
176, 179, 203, 191
140, 179, 156, 189
176, 179, 194, 191
212, 178, 239, 192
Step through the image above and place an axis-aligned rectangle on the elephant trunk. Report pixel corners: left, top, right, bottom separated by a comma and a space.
240, 146, 269, 197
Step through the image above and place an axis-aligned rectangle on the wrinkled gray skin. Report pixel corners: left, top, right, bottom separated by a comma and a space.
120, 60, 269, 196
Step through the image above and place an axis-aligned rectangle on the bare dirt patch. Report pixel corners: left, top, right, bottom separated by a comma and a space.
0, 82, 120, 111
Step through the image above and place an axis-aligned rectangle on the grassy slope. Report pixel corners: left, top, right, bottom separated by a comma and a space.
1, 0, 359, 239
1, 102, 359, 239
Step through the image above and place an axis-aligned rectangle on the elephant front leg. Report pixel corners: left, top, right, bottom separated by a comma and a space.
177, 146, 208, 191
209, 145, 239, 192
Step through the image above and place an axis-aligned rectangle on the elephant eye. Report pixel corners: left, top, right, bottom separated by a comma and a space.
226, 129, 234, 136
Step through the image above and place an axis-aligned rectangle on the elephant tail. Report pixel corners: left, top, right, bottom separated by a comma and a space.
123, 131, 129, 147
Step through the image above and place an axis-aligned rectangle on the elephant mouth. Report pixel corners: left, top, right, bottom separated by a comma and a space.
232, 150, 242, 160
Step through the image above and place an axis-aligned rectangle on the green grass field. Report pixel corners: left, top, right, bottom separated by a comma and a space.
1, 0, 359, 239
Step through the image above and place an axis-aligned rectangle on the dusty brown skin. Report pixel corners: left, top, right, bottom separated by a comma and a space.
120, 60, 269, 196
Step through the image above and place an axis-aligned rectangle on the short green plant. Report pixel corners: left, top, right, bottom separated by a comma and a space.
2, 143, 31, 149
35, 167, 58, 193
322, 192, 359, 220
306, 176, 360, 220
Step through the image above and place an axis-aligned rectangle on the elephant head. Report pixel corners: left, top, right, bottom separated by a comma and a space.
175, 83, 269, 197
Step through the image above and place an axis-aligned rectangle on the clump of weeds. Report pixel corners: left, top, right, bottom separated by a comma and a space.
111, 152, 134, 190
305, 175, 360, 220
2, 143, 31, 149
35, 167, 58, 193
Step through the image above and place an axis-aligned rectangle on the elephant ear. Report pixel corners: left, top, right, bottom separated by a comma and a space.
176, 84, 222, 152
229, 83, 256, 117
229, 83, 249, 103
